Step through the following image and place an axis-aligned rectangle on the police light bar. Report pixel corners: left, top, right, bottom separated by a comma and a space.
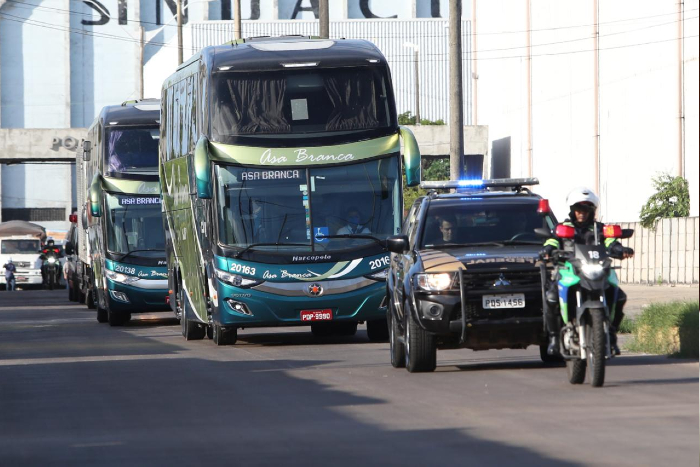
420, 178, 539, 190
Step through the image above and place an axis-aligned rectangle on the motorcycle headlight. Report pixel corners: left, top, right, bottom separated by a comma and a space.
415, 273, 454, 292
48, 257, 57, 264
214, 267, 261, 288
105, 269, 140, 284
581, 263, 605, 280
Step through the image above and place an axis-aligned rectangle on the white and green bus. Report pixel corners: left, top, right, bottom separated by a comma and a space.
160, 36, 420, 344
81, 99, 170, 326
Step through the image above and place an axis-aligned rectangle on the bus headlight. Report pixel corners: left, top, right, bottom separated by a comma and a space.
366, 269, 388, 281
214, 267, 261, 289
105, 270, 140, 284
414, 273, 454, 292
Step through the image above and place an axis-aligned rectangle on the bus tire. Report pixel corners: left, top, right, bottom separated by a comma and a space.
96, 306, 108, 323
213, 324, 237, 346
108, 308, 130, 327
367, 319, 389, 342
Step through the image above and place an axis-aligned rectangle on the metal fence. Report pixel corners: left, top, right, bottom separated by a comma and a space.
189, 19, 473, 123
617, 217, 699, 285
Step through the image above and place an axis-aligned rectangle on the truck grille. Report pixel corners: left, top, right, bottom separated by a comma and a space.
14, 261, 31, 268
461, 270, 541, 292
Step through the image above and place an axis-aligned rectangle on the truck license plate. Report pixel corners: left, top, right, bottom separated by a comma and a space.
301, 309, 333, 321
482, 294, 525, 309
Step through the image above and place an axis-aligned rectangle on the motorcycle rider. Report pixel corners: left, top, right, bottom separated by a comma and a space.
540, 187, 634, 356
40, 238, 62, 287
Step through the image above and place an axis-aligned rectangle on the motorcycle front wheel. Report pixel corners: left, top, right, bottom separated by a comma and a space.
586, 309, 606, 387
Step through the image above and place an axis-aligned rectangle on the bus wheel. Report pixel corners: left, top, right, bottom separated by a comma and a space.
366, 319, 389, 342
206, 325, 213, 340
213, 324, 237, 346
108, 308, 130, 327
96, 305, 108, 323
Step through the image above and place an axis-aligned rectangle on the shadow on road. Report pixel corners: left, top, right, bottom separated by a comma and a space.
0, 353, 583, 467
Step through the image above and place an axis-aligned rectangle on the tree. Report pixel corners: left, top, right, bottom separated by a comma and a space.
403, 158, 450, 209
397, 111, 445, 126
639, 174, 690, 229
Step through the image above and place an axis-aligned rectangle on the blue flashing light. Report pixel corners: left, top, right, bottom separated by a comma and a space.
458, 179, 484, 187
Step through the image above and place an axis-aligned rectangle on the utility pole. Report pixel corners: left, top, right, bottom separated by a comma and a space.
449, 0, 464, 180
233, 0, 241, 40
404, 42, 420, 124
319, 0, 329, 39
177, 0, 183, 65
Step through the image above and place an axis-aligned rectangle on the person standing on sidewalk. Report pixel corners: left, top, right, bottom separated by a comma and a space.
3, 258, 17, 291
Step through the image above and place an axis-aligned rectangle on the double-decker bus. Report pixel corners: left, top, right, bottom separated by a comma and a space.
80, 99, 170, 326
160, 37, 420, 344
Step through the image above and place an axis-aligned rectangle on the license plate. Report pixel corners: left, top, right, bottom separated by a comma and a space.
301, 309, 333, 321
16, 277, 28, 282
482, 294, 525, 309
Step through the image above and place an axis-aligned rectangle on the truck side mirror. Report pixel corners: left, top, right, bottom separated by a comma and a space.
82, 140, 91, 161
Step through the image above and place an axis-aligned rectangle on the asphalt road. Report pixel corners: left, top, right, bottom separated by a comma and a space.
0, 290, 697, 467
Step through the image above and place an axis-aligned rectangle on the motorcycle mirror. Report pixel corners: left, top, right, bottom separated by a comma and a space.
620, 228, 634, 239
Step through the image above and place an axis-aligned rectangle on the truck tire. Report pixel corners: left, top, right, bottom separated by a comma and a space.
404, 299, 436, 373
213, 324, 237, 346
388, 307, 405, 368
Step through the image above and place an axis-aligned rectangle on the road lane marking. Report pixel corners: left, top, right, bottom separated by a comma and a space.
0, 353, 184, 366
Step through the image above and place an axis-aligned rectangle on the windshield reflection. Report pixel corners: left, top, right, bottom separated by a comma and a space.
215, 156, 401, 259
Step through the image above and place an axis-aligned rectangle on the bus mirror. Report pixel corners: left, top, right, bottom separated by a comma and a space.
89, 173, 103, 217
194, 136, 212, 199
399, 126, 421, 187
82, 140, 91, 161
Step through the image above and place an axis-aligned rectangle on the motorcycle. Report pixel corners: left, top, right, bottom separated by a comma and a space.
42, 249, 61, 290
541, 223, 633, 387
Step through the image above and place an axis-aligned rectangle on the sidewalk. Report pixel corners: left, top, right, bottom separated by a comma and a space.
622, 284, 699, 319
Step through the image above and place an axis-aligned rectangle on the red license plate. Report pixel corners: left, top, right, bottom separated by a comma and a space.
300, 309, 333, 321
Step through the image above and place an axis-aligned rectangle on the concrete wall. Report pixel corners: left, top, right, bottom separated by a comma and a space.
474, 0, 699, 223
617, 217, 699, 285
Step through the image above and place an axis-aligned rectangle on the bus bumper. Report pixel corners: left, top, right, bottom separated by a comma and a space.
215, 279, 387, 327
106, 279, 171, 313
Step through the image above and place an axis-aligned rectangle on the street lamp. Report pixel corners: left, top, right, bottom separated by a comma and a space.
403, 41, 420, 125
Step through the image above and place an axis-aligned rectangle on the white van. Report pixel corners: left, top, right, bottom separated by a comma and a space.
0, 235, 43, 287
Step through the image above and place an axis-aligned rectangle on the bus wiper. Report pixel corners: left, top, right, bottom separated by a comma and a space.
317, 234, 387, 249
118, 249, 162, 262
234, 242, 309, 259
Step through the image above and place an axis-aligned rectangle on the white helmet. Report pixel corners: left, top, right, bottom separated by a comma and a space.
7, 258, 12, 263
566, 187, 599, 210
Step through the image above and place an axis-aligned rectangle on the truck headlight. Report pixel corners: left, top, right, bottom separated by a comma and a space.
414, 273, 454, 292
581, 264, 605, 280
214, 267, 261, 288
105, 270, 140, 284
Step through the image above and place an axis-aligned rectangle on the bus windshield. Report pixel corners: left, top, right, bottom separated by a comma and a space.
211, 66, 394, 143
105, 193, 165, 257
104, 126, 160, 176
215, 155, 401, 259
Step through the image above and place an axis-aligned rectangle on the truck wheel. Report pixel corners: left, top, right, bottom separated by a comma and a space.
388, 308, 405, 368
404, 299, 436, 373
179, 288, 205, 340
213, 324, 237, 346
367, 319, 389, 342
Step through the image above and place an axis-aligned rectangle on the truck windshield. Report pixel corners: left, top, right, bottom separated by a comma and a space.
211, 66, 394, 143
421, 203, 546, 249
215, 155, 401, 259
1, 239, 40, 254
104, 193, 165, 257
104, 126, 160, 176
